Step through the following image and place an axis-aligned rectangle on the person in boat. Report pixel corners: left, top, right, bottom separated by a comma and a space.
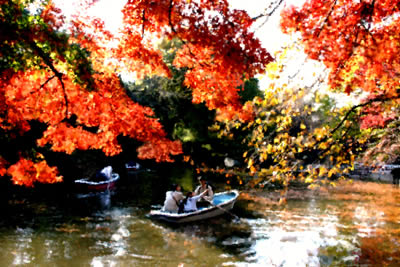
391, 167, 400, 186
93, 166, 113, 182
182, 189, 209, 213
194, 176, 214, 207
162, 184, 184, 213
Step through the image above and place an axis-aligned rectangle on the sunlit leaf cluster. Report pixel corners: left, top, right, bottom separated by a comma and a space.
216, 60, 363, 190
280, 0, 400, 165
281, 0, 400, 97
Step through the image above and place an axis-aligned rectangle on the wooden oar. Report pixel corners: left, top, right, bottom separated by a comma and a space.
205, 199, 241, 222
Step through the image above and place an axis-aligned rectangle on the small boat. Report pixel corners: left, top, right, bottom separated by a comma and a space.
149, 190, 239, 223
125, 161, 149, 176
125, 161, 141, 172
74, 173, 120, 192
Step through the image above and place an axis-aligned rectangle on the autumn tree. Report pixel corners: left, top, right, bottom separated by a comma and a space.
210, 47, 366, 194
280, 0, 400, 165
126, 39, 264, 168
0, 0, 271, 186
224, 90, 362, 190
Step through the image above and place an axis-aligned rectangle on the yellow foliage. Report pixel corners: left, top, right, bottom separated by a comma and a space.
308, 184, 320, 189
319, 142, 328, 150
267, 144, 273, 153
319, 167, 327, 176
305, 176, 314, 183
248, 158, 253, 167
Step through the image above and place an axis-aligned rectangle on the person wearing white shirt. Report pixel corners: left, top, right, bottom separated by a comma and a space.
194, 176, 214, 208
183, 189, 209, 212
162, 184, 184, 212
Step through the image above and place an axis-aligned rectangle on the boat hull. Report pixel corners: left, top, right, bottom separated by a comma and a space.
75, 173, 120, 193
149, 190, 239, 223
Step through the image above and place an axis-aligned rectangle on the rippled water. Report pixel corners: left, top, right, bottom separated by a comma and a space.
0, 171, 399, 266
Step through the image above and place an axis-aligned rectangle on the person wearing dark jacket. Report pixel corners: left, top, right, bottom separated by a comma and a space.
391, 168, 400, 186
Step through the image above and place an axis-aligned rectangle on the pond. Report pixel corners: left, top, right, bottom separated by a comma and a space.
0, 168, 399, 266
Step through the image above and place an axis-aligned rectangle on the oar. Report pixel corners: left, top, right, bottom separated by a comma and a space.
205, 199, 241, 222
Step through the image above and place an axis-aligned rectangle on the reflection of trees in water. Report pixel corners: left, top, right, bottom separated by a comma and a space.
164, 216, 253, 261
328, 182, 400, 265
2, 174, 400, 266
358, 235, 400, 265
238, 181, 400, 265
318, 182, 400, 265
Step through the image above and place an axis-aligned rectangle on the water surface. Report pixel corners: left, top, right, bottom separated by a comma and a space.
0, 171, 399, 266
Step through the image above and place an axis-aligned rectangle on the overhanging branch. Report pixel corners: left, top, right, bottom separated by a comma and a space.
330, 94, 400, 134
28, 41, 68, 118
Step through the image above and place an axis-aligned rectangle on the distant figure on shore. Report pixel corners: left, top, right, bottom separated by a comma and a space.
391, 168, 400, 186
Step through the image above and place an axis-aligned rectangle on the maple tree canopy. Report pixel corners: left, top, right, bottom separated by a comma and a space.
281, 0, 400, 96
280, 0, 400, 127
0, 0, 272, 186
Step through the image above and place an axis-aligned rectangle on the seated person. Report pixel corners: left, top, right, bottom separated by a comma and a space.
194, 176, 214, 207
182, 189, 209, 213
391, 168, 400, 186
162, 184, 184, 212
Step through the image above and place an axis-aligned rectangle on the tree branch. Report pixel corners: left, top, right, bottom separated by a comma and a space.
141, 9, 146, 38
316, 0, 337, 38
168, 0, 178, 34
40, 75, 56, 90
330, 94, 399, 134
252, 0, 284, 21
28, 41, 68, 119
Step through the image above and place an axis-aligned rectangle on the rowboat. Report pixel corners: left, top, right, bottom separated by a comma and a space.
125, 161, 152, 176
149, 190, 239, 223
74, 173, 120, 192
125, 161, 141, 173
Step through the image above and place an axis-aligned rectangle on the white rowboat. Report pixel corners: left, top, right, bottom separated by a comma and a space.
74, 173, 120, 192
149, 190, 239, 223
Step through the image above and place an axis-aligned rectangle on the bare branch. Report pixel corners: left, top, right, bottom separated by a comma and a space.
252, 0, 284, 21
141, 9, 146, 38
168, 0, 178, 34
316, 0, 337, 38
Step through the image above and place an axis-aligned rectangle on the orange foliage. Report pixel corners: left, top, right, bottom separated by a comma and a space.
70, 0, 272, 120
3, 69, 181, 160
0, 157, 8, 176
117, 0, 272, 120
1, 0, 269, 186
281, 0, 400, 97
7, 157, 62, 187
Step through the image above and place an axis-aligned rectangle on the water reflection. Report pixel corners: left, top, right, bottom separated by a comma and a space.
11, 228, 34, 265
77, 208, 243, 266
0, 175, 400, 266
75, 190, 113, 211
240, 207, 356, 266
237, 182, 400, 266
